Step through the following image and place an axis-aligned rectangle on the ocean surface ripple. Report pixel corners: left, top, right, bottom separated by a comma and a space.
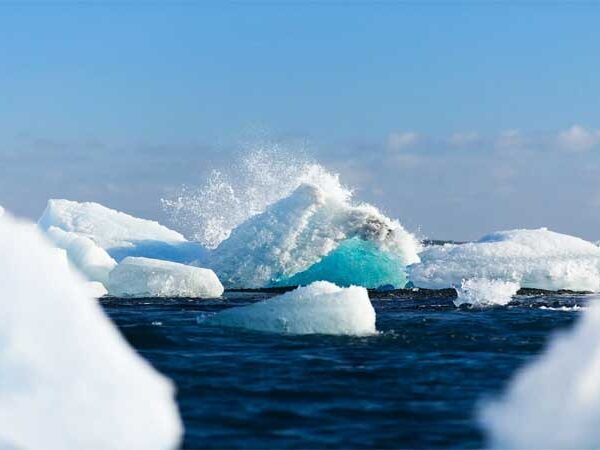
102, 292, 591, 449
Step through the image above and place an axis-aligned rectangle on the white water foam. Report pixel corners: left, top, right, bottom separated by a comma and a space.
0, 210, 182, 449
454, 278, 520, 307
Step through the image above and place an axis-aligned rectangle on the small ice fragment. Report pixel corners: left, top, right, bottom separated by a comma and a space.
209, 281, 376, 335
108, 257, 224, 298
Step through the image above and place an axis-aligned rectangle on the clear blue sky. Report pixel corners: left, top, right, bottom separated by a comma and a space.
1, 1, 600, 240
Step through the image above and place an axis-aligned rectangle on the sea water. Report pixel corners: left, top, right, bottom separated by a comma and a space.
102, 290, 590, 449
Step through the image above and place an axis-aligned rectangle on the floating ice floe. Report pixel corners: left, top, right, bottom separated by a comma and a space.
454, 278, 520, 307
480, 301, 600, 449
108, 256, 224, 298
208, 183, 421, 288
39, 199, 206, 263
408, 228, 600, 291
0, 209, 182, 450
208, 281, 376, 335
45, 226, 117, 285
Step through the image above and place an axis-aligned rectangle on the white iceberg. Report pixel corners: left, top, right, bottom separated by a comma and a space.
408, 228, 600, 291
480, 301, 600, 449
208, 281, 376, 335
39, 199, 206, 263
108, 256, 224, 298
45, 226, 117, 285
208, 183, 421, 288
454, 278, 519, 307
0, 210, 182, 450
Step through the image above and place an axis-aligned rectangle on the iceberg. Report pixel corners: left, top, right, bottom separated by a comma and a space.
208, 183, 421, 288
39, 199, 206, 263
208, 281, 376, 335
408, 228, 600, 291
454, 278, 520, 307
0, 210, 182, 450
108, 256, 224, 298
45, 226, 117, 285
480, 302, 600, 449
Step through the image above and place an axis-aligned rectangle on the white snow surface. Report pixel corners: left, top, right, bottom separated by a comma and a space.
209, 281, 376, 335
208, 183, 421, 288
108, 257, 224, 298
45, 226, 117, 285
409, 228, 600, 291
454, 278, 520, 307
0, 210, 182, 450
481, 301, 600, 449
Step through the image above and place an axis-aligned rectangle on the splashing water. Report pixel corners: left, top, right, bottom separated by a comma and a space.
454, 278, 520, 307
161, 145, 348, 249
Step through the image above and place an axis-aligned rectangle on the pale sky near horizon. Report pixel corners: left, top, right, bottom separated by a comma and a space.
1, 1, 600, 241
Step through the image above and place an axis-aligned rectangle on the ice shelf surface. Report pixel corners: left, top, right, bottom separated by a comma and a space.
408, 228, 600, 291
209, 281, 376, 335
108, 256, 224, 298
0, 210, 182, 450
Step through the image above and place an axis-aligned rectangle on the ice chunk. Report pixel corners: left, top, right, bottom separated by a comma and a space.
480, 302, 600, 449
454, 278, 519, 307
108, 256, 224, 298
408, 228, 600, 291
0, 210, 182, 450
209, 281, 376, 335
39, 199, 206, 263
45, 226, 117, 285
209, 183, 421, 288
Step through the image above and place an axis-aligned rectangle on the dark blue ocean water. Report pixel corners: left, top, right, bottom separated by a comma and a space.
102, 292, 590, 449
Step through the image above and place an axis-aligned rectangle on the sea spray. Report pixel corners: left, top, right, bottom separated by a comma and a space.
163, 146, 420, 288
454, 278, 519, 307
161, 145, 346, 248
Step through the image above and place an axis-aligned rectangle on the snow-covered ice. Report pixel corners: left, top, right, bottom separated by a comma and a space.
39, 199, 206, 263
209, 281, 376, 335
45, 226, 117, 285
454, 278, 520, 307
408, 228, 600, 291
481, 301, 600, 449
108, 256, 224, 298
0, 209, 182, 450
209, 183, 420, 288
